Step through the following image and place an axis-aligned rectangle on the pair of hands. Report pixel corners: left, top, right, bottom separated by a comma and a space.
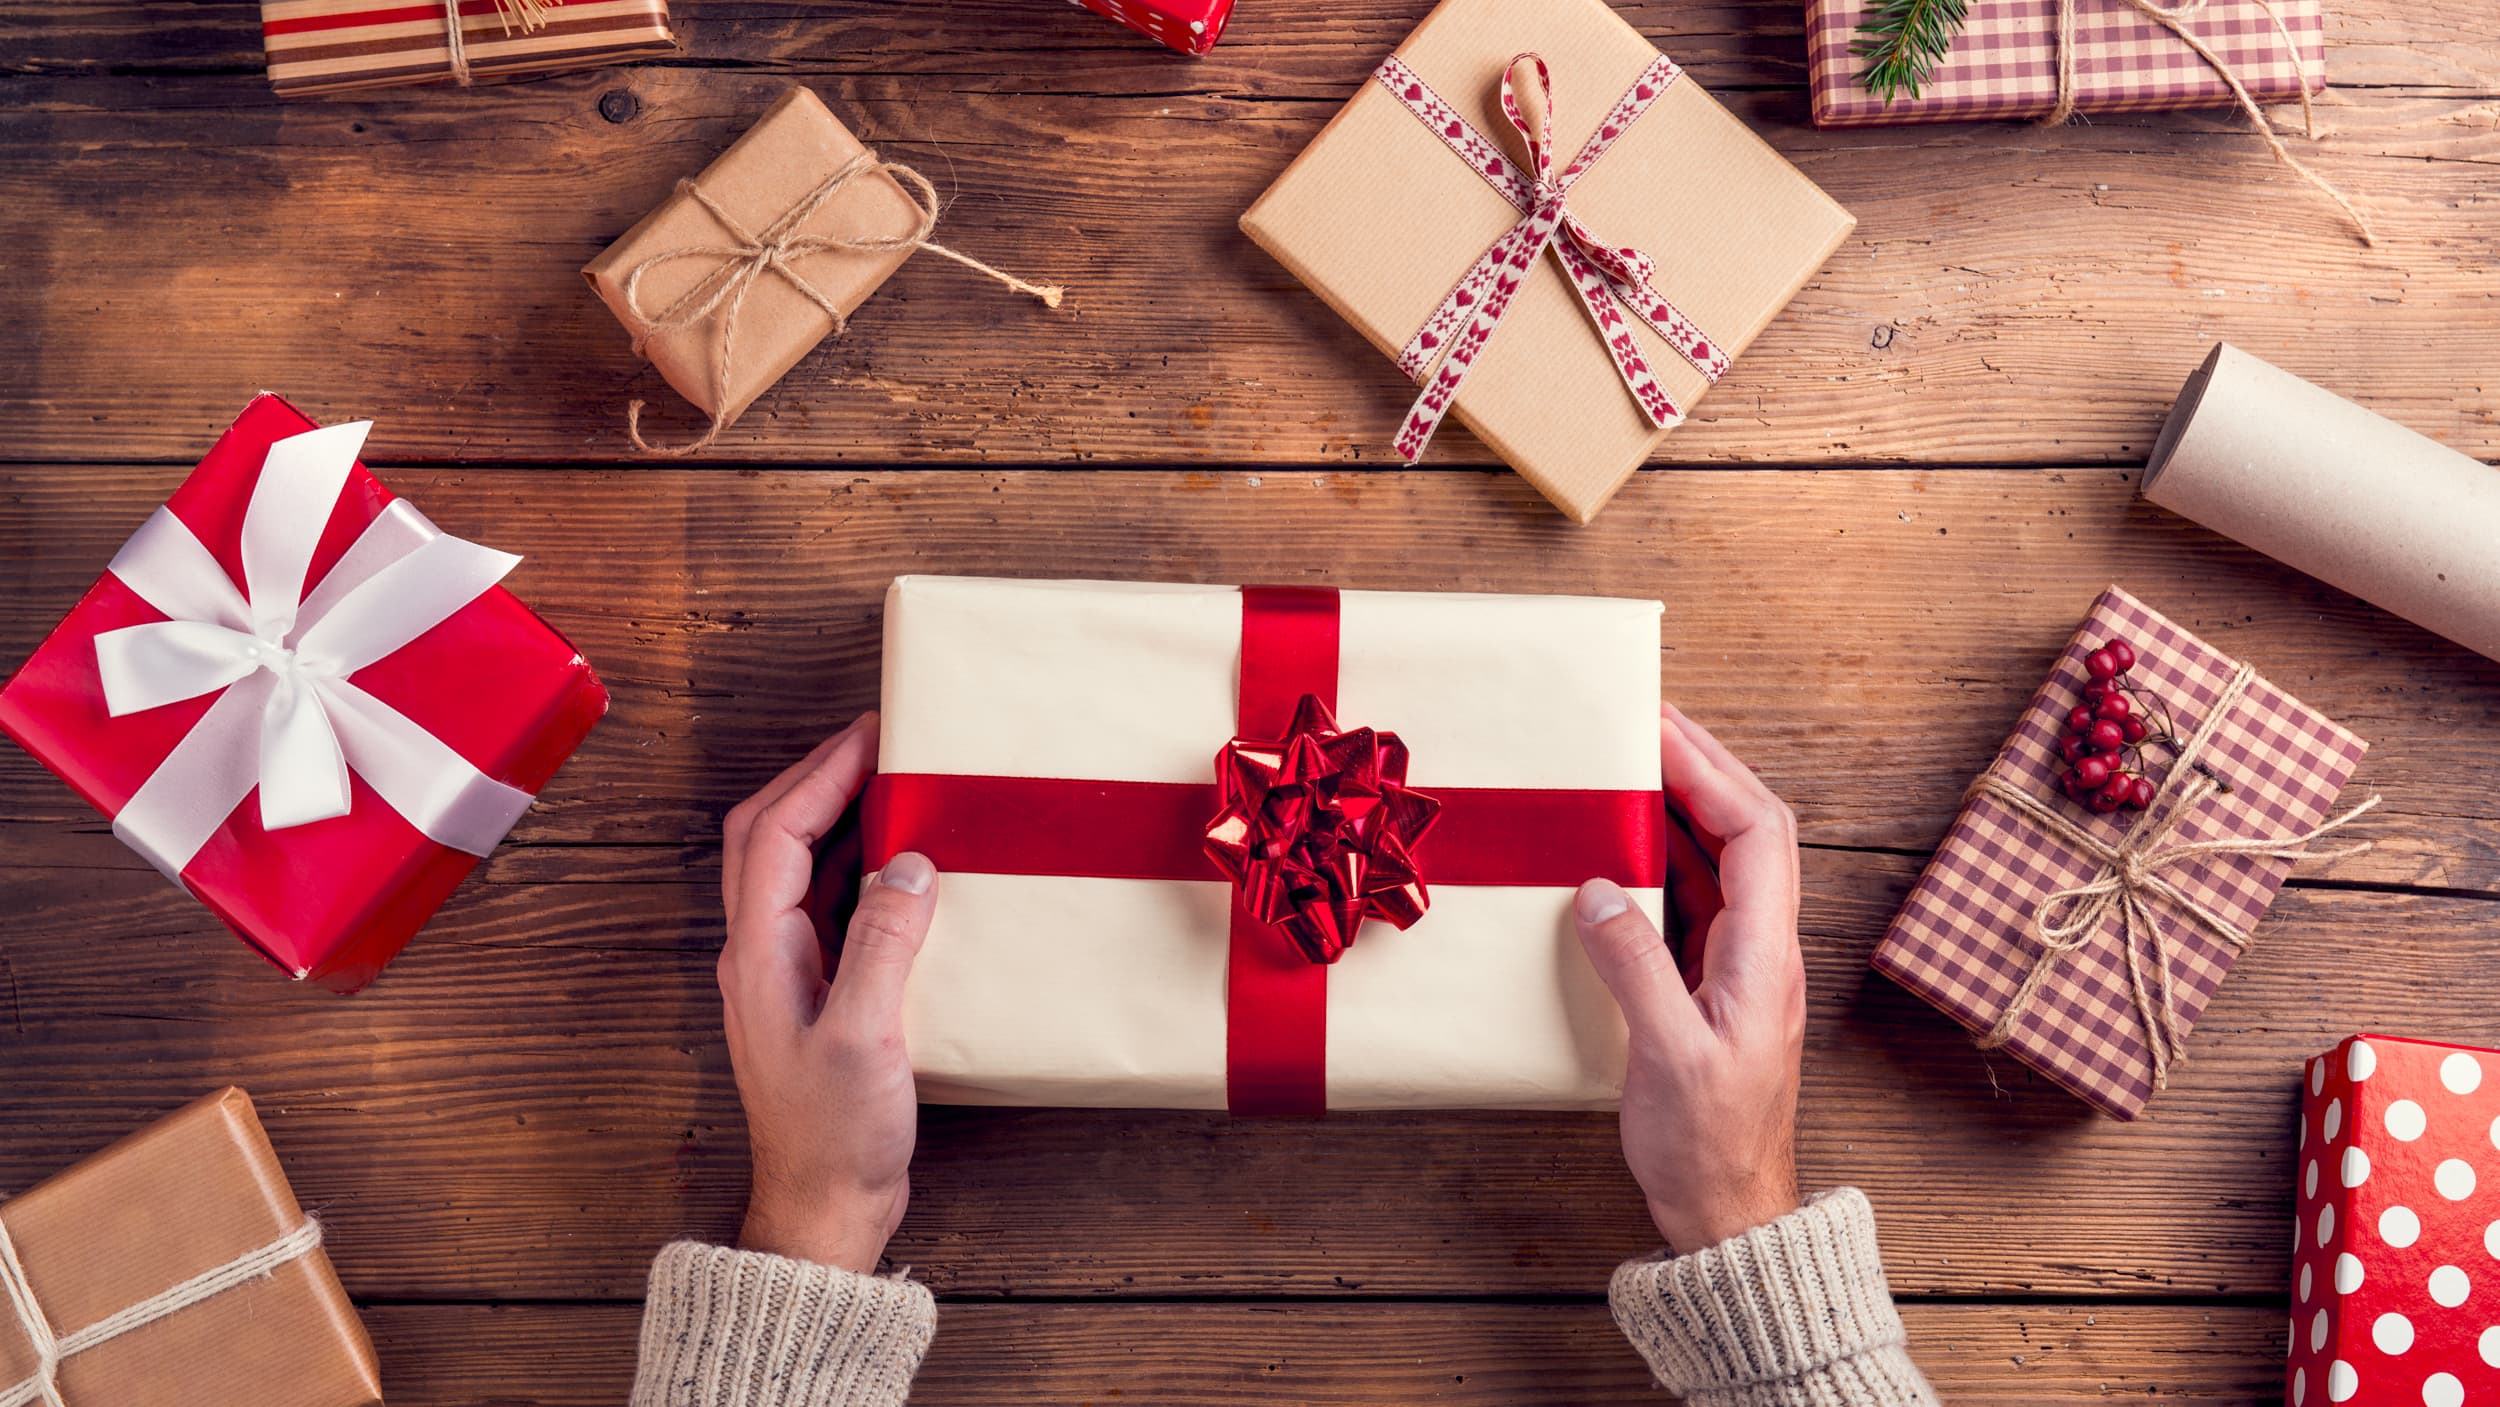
718, 707, 1806, 1272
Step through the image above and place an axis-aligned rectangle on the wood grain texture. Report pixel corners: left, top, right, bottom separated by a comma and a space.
4, 842, 2494, 1303
7, 466, 2497, 889
363, 1301, 2288, 1405
0, 3, 2495, 467
5, 1, 2497, 1396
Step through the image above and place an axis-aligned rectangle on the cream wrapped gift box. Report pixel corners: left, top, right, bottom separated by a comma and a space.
865, 575, 1668, 1113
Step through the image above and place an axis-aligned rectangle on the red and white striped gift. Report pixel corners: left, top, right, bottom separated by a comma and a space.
262, 0, 677, 98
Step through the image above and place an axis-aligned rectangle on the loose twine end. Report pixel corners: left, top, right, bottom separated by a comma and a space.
615, 153, 1065, 455
2046, 0, 2377, 246
1972, 660, 2384, 1095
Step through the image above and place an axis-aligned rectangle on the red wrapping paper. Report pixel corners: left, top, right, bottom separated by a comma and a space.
2293, 1035, 2500, 1407
0, 395, 608, 991
1066, 0, 1234, 56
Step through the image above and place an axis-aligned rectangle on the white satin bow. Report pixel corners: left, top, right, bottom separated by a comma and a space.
94, 420, 537, 878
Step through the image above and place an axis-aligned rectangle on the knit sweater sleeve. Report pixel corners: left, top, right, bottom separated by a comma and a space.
629, 1241, 937, 1407
1607, 1188, 1936, 1407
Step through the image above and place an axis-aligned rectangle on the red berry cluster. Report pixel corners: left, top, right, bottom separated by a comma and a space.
2055, 637, 2179, 814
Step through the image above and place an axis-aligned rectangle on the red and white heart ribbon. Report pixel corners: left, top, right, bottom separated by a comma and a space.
1377, 52, 1732, 463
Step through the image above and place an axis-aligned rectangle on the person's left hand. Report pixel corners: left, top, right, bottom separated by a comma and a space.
718, 712, 938, 1273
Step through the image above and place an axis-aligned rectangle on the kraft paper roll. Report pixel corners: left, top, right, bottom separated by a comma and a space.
2145, 343, 2500, 663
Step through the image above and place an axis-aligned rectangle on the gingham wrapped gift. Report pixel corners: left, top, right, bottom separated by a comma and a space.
1872, 586, 2374, 1120
1803, 0, 2324, 127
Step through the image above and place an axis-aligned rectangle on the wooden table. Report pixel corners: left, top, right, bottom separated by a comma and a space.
5, 2, 2498, 1401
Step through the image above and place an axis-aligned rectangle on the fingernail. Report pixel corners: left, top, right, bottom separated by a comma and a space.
1575, 879, 1629, 924
879, 851, 935, 895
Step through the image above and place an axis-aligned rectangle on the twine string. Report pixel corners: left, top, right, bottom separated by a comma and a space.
1968, 663, 2380, 1090
617, 150, 1062, 455
2042, 0, 2376, 244
0, 1215, 325, 1407
440, 0, 559, 86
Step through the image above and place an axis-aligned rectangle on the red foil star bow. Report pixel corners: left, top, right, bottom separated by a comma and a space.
1377, 50, 1731, 463
1204, 695, 1443, 965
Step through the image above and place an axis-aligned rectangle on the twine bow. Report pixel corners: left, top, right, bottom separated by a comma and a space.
0, 1214, 324, 1407
439, 0, 557, 86
1374, 52, 1731, 463
1970, 662, 2379, 1089
618, 151, 1063, 456
2043, 0, 2376, 244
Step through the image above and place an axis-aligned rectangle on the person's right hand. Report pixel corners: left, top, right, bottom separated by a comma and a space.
1573, 705, 1807, 1254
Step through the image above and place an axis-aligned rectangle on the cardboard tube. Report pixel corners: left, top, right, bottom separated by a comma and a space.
2144, 343, 2500, 663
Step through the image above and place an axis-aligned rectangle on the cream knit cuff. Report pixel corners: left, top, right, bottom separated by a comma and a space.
631, 1241, 937, 1407
1608, 1188, 1937, 1407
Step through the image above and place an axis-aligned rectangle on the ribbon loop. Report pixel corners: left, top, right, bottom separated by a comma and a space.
1377, 51, 1730, 463
94, 423, 538, 881
1204, 694, 1443, 966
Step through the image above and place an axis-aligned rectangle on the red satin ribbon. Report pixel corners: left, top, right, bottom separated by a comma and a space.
861, 586, 1665, 1116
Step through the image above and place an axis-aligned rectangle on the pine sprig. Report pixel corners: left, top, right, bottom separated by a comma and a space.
1851, 0, 1970, 104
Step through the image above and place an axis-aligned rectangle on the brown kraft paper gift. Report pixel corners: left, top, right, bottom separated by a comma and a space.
583, 86, 932, 449
1240, 0, 1855, 523
0, 1089, 381, 1407
1872, 587, 2372, 1120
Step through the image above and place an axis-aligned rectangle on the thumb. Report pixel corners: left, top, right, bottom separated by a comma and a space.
1574, 879, 1699, 1045
823, 851, 938, 1036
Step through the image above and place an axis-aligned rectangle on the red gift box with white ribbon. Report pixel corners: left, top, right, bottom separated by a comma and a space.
0, 395, 608, 990
2292, 1034, 2500, 1407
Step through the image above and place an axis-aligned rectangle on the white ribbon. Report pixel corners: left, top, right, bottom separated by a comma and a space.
94, 420, 537, 878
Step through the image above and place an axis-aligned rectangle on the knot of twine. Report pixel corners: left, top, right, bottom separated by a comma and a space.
1968, 662, 2380, 1091
0, 1214, 324, 1407
440, 0, 556, 86
618, 150, 1064, 456
2042, 0, 2376, 244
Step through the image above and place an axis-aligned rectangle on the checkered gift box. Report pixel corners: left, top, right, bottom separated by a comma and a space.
1804, 0, 2325, 127
1873, 586, 2369, 1120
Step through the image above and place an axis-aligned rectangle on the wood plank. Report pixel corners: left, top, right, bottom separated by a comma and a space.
9, 0, 2490, 95
362, 1300, 2289, 1405
1, 15, 2494, 467
7, 467, 2497, 892
3, 846, 2493, 1302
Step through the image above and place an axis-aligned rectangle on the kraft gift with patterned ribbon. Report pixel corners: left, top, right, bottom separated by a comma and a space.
1242, 0, 1855, 523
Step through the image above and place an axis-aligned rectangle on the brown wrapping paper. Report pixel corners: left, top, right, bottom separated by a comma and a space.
583, 85, 929, 435
0, 1089, 380, 1407
1239, 0, 1854, 523
2145, 344, 2500, 664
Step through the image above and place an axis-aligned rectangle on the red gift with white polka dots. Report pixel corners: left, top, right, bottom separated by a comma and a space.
2293, 1034, 2500, 1406
1064, 0, 1233, 55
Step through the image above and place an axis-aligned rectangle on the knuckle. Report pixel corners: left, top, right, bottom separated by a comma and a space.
1765, 795, 1798, 841
846, 897, 926, 957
